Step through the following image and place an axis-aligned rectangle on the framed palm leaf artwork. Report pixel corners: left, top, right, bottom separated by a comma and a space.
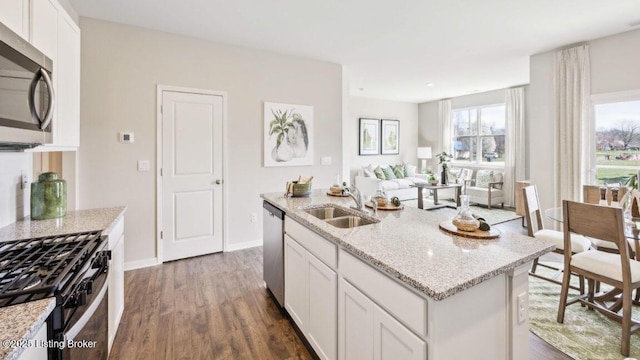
359, 118, 380, 155
381, 119, 399, 155
264, 102, 314, 167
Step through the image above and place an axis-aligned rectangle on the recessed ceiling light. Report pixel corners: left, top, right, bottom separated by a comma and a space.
358, 87, 364, 91
425, 82, 434, 87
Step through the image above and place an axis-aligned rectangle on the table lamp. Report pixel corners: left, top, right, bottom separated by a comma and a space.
417, 147, 432, 173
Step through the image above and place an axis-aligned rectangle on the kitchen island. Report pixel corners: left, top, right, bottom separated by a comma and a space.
261, 190, 554, 360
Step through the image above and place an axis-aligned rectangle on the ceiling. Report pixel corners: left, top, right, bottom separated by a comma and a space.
67, 0, 640, 103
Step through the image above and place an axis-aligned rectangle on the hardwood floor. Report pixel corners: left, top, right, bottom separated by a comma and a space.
109, 248, 310, 360
110, 236, 571, 359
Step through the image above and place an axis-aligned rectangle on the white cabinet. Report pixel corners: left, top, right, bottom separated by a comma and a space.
338, 277, 374, 360
284, 216, 338, 360
338, 278, 425, 360
53, 11, 80, 147
0, 0, 29, 39
106, 217, 125, 353
284, 234, 307, 330
29, 0, 58, 61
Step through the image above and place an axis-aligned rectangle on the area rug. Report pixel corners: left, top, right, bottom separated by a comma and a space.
529, 265, 640, 360
402, 198, 522, 225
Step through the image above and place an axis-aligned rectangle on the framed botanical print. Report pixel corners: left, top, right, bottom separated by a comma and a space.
381, 119, 399, 155
359, 118, 380, 155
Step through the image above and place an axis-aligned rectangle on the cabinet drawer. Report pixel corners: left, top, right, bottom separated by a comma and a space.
339, 249, 428, 338
285, 216, 337, 269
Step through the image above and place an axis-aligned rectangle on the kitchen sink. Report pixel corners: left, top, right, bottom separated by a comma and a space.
301, 204, 378, 228
303, 206, 351, 220
325, 216, 376, 228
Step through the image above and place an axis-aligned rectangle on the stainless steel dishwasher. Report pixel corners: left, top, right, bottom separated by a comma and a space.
263, 200, 285, 308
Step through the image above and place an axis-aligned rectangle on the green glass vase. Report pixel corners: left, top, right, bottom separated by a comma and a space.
31, 172, 67, 220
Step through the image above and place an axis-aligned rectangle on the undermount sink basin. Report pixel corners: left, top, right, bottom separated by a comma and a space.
302, 204, 378, 228
325, 216, 377, 228
303, 206, 351, 220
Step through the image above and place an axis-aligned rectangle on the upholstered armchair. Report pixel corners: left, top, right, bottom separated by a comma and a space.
466, 170, 505, 209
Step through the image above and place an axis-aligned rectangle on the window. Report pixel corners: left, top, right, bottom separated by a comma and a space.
452, 105, 505, 164
593, 98, 640, 185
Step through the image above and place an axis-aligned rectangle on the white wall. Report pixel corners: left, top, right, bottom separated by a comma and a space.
346, 97, 419, 182
78, 18, 342, 265
528, 28, 640, 212
0, 153, 31, 228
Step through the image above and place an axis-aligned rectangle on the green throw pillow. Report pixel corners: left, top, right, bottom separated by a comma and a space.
391, 164, 405, 178
382, 166, 397, 180
373, 166, 386, 180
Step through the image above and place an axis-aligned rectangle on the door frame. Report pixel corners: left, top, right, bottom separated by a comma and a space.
155, 85, 229, 264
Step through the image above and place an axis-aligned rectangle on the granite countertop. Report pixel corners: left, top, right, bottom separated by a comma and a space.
0, 298, 55, 360
0, 206, 126, 242
262, 190, 554, 301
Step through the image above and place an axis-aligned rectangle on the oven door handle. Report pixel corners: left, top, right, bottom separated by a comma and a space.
63, 272, 108, 341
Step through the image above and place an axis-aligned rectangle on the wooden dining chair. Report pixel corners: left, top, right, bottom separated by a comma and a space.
557, 200, 640, 357
523, 185, 590, 291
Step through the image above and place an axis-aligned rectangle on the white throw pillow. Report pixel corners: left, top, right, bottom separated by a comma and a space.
362, 164, 375, 178
404, 163, 417, 177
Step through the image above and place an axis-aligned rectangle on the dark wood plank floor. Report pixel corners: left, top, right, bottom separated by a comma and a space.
110, 233, 572, 359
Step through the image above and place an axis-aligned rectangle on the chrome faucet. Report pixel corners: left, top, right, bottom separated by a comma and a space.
344, 185, 365, 212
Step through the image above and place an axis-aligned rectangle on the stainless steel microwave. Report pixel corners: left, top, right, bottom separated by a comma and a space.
0, 21, 54, 151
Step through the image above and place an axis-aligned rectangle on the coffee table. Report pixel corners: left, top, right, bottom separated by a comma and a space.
412, 183, 462, 210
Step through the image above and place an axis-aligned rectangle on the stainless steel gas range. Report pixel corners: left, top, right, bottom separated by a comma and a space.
0, 231, 110, 360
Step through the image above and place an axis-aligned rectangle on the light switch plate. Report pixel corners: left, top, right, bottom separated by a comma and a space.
320, 156, 332, 165
137, 160, 151, 172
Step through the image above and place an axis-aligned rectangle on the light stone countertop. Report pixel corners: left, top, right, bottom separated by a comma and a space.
0, 206, 126, 359
262, 190, 554, 301
0, 206, 126, 242
0, 298, 55, 360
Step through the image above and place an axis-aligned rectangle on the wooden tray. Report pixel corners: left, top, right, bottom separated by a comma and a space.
365, 201, 404, 211
438, 221, 500, 239
326, 191, 349, 197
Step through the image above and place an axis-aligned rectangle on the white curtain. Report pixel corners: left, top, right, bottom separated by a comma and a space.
554, 45, 591, 204
439, 99, 452, 155
504, 87, 526, 206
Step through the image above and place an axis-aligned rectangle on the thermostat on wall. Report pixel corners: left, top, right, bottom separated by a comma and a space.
119, 132, 134, 143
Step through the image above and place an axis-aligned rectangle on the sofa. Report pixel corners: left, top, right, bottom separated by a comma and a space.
354, 163, 427, 201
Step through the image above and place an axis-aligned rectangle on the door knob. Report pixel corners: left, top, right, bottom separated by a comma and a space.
215, 179, 222, 185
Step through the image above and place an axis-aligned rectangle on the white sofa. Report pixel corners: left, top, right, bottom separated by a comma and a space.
354, 164, 427, 201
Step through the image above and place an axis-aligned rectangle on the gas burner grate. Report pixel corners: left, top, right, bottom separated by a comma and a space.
0, 230, 104, 307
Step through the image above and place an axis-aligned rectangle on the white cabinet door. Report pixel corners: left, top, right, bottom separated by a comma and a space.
107, 217, 125, 354
53, 12, 80, 147
29, 0, 57, 60
285, 234, 307, 330
307, 252, 337, 360
373, 305, 426, 360
338, 278, 374, 360
108, 232, 124, 351
0, 0, 29, 39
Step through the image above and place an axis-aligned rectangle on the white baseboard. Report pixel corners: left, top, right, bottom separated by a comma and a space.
124, 257, 160, 271
226, 238, 263, 252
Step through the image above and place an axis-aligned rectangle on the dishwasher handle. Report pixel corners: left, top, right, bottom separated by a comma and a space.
263, 200, 285, 220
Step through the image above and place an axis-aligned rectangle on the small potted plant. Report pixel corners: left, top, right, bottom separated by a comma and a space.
428, 174, 438, 185
435, 152, 452, 185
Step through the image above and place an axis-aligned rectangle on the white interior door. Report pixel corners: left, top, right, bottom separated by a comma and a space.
161, 90, 223, 262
